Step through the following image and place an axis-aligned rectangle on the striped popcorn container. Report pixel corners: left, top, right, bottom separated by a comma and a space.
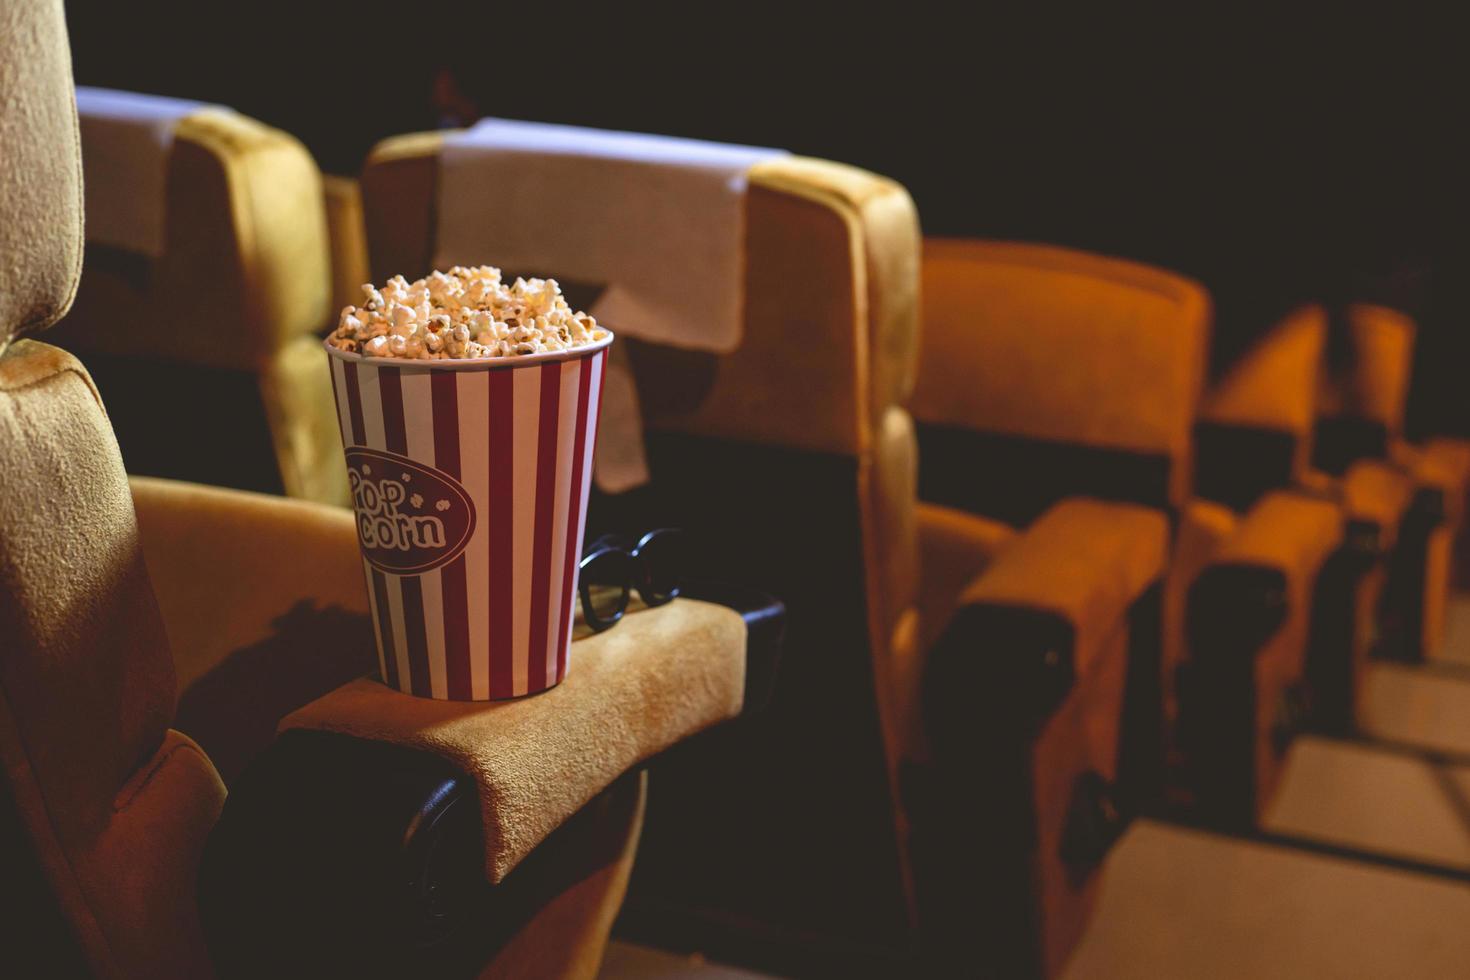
325, 334, 611, 700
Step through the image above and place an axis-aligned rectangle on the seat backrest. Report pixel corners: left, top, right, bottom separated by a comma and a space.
910, 239, 1210, 526
1196, 305, 1327, 510
359, 135, 924, 954
0, 5, 221, 976
1315, 302, 1416, 472
46, 93, 343, 503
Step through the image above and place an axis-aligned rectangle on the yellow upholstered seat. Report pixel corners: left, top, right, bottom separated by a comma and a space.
359, 131, 926, 970
0, 16, 739, 975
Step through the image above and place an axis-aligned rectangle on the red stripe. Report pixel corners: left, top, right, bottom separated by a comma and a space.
487, 369, 516, 698
371, 571, 399, 690
343, 361, 366, 445
399, 576, 432, 698
378, 365, 407, 455
432, 371, 472, 700
555, 358, 595, 680
431, 371, 462, 476
526, 361, 563, 693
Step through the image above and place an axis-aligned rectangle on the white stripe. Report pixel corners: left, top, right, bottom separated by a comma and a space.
564, 351, 604, 680
457, 370, 492, 699
510, 365, 543, 695
330, 356, 354, 445
386, 574, 412, 696
357, 364, 412, 689
363, 558, 389, 683
545, 360, 582, 684
401, 370, 448, 699
358, 363, 387, 451
351, 364, 405, 693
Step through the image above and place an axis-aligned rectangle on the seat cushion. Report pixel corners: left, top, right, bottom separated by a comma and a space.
1063, 818, 1470, 979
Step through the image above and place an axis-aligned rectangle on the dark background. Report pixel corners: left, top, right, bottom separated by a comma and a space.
64, 3, 1470, 435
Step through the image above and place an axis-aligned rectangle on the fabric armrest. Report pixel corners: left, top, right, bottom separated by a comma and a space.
1342, 459, 1415, 548
951, 498, 1168, 683
1190, 490, 1343, 654
280, 599, 746, 884
922, 497, 1167, 764
1208, 490, 1343, 586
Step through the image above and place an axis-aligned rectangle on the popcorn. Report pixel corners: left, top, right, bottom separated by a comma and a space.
328, 266, 608, 360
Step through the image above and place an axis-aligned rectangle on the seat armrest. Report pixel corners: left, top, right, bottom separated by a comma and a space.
951, 499, 1166, 680
1182, 491, 1344, 822
925, 498, 1167, 747
681, 581, 785, 716
1342, 459, 1416, 549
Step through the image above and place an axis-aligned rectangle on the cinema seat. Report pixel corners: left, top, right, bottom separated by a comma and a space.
47, 89, 349, 506
908, 242, 1470, 975
1316, 303, 1469, 662
360, 134, 929, 973
1200, 305, 1470, 754
0, 8, 746, 976
1141, 303, 1470, 889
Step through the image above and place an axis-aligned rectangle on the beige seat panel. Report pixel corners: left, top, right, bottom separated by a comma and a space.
1360, 661, 1470, 757
1263, 735, 1470, 870
1064, 819, 1470, 979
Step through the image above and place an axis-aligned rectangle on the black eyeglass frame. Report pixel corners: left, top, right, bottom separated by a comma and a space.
577, 528, 684, 632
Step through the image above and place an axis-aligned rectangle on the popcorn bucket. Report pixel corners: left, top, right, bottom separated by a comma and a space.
325, 334, 612, 699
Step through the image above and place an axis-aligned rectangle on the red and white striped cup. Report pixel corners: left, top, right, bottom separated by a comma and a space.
325, 334, 611, 700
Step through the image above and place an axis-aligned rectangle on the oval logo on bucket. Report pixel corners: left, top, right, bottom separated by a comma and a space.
345, 448, 477, 575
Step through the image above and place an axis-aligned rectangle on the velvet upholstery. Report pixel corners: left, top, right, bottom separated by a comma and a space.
958, 499, 1167, 680
478, 771, 647, 980
283, 600, 745, 883
1195, 491, 1344, 819
1160, 499, 1240, 742
914, 503, 1016, 651
1200, 304, 1325, 482
1320, 304, 1415, 435
0, 340, 222, 979
47, 105, 347, 505
0, 0, 83, 345
912, 239, 1209, 510
1342, 459, 1414, 547
321, 174, 371, 318
129, 476, 374, 783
